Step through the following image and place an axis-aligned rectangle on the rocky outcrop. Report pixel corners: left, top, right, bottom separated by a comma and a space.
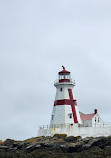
1, 135, 111, 157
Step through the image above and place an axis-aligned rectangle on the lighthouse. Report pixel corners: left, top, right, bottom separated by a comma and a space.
50, 66, 82, 129
38, 66, 111, 138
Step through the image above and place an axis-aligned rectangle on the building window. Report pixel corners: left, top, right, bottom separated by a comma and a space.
68, 113, 72, 119
52, 115, 54, 120
98, 118, 99, 122
95, 117, 96, 122
60, 88, 62, 91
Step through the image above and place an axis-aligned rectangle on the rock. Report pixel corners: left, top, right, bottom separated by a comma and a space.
80, 144, 91, 151
0, 146, 8, 150
91, 137, 107, 148
2, 135, 111, 156
26, 144, 41, 152
105, 138, 111, 147
4, 139, 14, 147
67, 144, 82, 153
40, 142, 53, 147
53, 134, 67, 139
64, 136, 79, 142
64, 137, 99, 153
17, 143, 24, 150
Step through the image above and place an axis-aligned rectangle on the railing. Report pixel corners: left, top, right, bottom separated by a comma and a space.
54, 79, 75, 85
39, 124, 69, 129
103, 122, 111, 127
39, 125, 49, 129
79, 122, 111, 127
39, 122, 111, 130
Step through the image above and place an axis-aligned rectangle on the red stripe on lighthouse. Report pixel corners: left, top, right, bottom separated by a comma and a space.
68, 89, 78, 123
54, 99, 73, 106
54, 89, 78, 123
68, 89, 73, 99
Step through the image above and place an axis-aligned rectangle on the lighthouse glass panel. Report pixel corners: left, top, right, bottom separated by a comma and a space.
60, 75, 70, 79
59, 73, 70, 82
59, 75, 62, 79
65, 75, 67, 79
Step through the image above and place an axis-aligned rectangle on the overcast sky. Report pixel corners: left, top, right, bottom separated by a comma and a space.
0, 0, 111, 141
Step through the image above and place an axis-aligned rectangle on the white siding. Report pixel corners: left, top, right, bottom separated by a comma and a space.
38, 125, 111, 138
75, 106, 82, 124
65, 105, 74, 124
55, 84, 74, 100
50, 105, 65, 125
92, 114, 104, 127
80, 120, 92, 127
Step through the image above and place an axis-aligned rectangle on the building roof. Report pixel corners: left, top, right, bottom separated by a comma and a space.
80, 113, 95, 121
59, 66, 70, 74
59, 69, 70, 74
79, 112, 84, 115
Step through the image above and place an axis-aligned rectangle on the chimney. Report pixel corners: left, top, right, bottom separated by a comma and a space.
94, 109, 97, 114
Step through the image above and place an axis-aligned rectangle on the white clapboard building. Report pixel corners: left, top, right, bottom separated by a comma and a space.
38, 67, 111, 138
80, 110, 104, 127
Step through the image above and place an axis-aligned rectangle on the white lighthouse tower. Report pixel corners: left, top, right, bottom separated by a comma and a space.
50, 66, 82, 129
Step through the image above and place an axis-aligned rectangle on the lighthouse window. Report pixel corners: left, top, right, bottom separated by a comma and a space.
68, 113, 72, 119
61, 75, 63, 79
60, 88, 62, 91
65, 75, 68, 79
52, 115, 54, 120
59, 75, 62, 79
98, 118, 99, 122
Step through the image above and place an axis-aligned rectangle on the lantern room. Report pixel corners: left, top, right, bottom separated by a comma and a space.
58, 66, 71, 82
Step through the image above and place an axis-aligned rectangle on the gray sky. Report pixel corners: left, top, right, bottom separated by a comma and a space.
0, 0, 111, 141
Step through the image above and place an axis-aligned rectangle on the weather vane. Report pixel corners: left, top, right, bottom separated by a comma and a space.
62, 65, 65, 70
